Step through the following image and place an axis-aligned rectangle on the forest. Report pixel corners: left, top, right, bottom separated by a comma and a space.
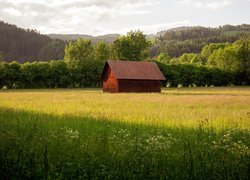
0, 21, 249, 88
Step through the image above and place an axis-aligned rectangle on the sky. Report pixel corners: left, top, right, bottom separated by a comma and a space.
0, 0, 249, 36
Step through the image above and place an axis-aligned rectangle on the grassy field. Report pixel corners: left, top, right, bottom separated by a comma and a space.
0, 87, 249, 179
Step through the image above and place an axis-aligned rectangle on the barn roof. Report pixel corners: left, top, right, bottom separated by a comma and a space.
100, 60, 166, 80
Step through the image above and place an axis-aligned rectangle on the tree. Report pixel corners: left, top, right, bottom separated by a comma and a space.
112, 30, 151, 61
233, 38, 250, 84
178, 53, 195, 64
201, 43, 229, 59
169, 58, 180, 65
190, 54, 204, 65
64, 39, 94, 63
157, 53, 171, 64
207, 47, 237, 71
94, 41, 110, 62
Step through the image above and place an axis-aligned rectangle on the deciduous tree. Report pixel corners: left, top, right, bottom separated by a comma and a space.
112, 31, 151, 60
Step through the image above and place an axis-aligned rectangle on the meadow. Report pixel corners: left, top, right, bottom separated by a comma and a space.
0, 87, 249, 179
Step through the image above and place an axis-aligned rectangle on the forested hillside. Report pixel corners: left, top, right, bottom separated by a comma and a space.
0, 20, 249, 65
0, 21, 66, 62
0, 21, 250, 62
151, 24, 250, 57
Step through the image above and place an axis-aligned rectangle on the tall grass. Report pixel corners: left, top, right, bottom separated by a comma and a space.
0, 87, 249, 179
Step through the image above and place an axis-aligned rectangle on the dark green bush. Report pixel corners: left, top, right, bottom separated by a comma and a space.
0, 60, 244, 89
155, 61, 235, 87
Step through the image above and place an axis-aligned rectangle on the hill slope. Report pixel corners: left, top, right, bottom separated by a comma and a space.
0, 21, 66, 62
151, 24, 250, 57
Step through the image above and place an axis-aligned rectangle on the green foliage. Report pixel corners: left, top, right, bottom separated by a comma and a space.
94, 41, 110, 62
50, 60, 70, 88
1, 29, 249, 88
64, 39, 95, 63
158, 38, 250, 85
190, 54, 205, 65
68, 60, 104, 88
0, 58, 244, 89
155, 61, 233, 87
157, 53, 171, 63
201, 43, 229, 59
0, 61, 21, 88
113, 30, 151, 60
0, 60, 104, 89
21, 62, 51, 88
207, 46, 237, 71
179, 53, 196, 64
234, 38, 250, 84
206, 39, 250, 85
168, 53, 205, 66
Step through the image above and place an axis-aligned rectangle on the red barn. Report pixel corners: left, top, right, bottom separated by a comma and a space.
100, 60, 166, 93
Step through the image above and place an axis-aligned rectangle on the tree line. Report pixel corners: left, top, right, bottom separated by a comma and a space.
0, 30, 249, 89
0, 60, 234, 89
0, 32, 151, 89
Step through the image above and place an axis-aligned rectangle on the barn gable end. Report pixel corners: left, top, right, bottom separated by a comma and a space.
102, 65, 119, 93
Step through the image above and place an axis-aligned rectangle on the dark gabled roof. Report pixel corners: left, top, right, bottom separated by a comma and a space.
100, 60, 166, 80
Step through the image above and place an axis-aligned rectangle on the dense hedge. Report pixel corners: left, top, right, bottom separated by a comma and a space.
0, 60, 241, 89
0, 60, 104, 89
155, 61, 235, 87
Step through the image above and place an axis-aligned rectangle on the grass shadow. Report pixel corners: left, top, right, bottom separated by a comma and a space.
0, 107, 249, 180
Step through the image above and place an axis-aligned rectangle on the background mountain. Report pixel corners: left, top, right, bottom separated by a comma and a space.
151, 24, 250, 57
0, 20, 249, 63
156, 26, 195, 37
48, 34, 120, 43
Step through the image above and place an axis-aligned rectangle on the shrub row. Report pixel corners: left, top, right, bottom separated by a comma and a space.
0, 60, 104, 89
155, 61, 235, 87
0, 60, 241, 89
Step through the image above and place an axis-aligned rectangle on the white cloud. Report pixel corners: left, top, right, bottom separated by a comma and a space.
121, 21, 195, 34
92, 21, 195, 36
0, 0, 248, 35
0, 0, 159, 34
180, 0, 231, 10
205, 1, 230, 10
2, 7, 22, 16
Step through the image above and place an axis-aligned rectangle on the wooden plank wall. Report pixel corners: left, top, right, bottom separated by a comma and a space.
118, 80, 161, 92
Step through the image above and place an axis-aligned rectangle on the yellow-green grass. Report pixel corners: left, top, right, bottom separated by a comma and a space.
0, 87, 249, 179
0, 87, 249, 129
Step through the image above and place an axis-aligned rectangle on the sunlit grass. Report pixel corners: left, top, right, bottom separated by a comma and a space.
0, 87, 249, 129
0, 87, 249, 179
